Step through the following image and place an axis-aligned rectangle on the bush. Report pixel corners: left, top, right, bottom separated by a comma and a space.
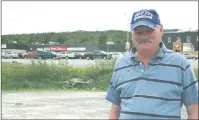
194, 68, 198, 79
2, 59, 198, 91
2, 60, 115, 91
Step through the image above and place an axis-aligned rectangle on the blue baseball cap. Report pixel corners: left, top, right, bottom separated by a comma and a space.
130, 9, 161, 31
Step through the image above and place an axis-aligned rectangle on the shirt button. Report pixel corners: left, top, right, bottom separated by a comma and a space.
141, 69, 144, 72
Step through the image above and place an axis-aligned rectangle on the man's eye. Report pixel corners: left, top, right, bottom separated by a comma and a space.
135, 32, 143, 35
135, 30, 154, 35
147, 30, 154, 33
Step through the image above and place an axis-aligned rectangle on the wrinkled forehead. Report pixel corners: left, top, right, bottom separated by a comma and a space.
134, 25, 154, 32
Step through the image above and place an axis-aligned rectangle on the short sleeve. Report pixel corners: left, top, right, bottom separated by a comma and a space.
182, 63, 198, 106
105, 71, 121, 106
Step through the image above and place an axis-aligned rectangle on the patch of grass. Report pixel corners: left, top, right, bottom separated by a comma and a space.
194, 68, 198, 80
2, 59, 198, 92
2, 60, 115, 91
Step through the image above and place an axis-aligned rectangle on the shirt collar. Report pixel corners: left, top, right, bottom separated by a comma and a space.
129, 42, 167, 59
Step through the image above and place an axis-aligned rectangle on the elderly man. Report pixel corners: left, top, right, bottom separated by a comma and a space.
105, 9, 198, 119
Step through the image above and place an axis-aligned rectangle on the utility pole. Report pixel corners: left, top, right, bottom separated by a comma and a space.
124, 13, 130, 54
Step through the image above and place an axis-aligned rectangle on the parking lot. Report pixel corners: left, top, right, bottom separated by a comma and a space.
2, 91, 188, 119
1, 58, 198, 68
1, 57, 197, 119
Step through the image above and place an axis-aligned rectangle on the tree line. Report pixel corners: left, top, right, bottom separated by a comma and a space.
2, 30, 133, 45
1, 29, 181, 45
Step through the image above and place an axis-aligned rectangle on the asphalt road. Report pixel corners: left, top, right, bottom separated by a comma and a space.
1, 58, 198, 68
2, 92, 188, 119
2, 59, 98, 67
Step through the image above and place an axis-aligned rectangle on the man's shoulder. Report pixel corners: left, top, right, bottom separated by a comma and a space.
114, 54, 131, 70
165, 50, 186, 59
164, 49, 190, 66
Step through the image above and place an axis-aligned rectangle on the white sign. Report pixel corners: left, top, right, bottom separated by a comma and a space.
67, 47, 86, 51
183, 43, 194, 51
106, 42, 114, 45
44, 47, 50, 51
1, 44, 7, 48
37, 48, 43, 50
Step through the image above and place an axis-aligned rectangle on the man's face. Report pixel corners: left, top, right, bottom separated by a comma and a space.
131, 25, 163, 52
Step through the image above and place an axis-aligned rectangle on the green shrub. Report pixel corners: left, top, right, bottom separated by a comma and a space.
194, 68, 198, 80
2, 60, 198, 91
2, 60, 115, 91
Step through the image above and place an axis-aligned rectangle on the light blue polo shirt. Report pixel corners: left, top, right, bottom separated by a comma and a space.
105, 42, 198, 119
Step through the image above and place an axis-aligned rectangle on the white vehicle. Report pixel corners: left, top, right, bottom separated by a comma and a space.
111, 53, 123, 60
3, 52, 19, 59
67, 52, 76, 59
1, 51, 5, 58
58, 51, 69, 59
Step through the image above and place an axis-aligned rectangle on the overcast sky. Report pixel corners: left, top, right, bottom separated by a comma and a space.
2, 1, 198, 35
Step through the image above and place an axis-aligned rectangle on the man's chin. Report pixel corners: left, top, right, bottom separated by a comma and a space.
137, 46, 154, 54
137, 46, 151, 51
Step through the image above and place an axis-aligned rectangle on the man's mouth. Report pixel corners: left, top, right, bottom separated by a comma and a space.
138, 39, 152, 44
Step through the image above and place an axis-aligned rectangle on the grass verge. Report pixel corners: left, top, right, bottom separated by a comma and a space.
2, 59, 198, 92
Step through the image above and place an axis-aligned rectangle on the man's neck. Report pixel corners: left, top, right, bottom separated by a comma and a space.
136, 48, 160, 65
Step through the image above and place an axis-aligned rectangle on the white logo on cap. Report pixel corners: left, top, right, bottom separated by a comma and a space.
149, 24, 154, 28
134, 11, 153, 21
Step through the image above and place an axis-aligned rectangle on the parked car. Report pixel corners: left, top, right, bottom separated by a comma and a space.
1, 52, 5, 58
74, 53, 84, 59
18, 53, 24, 59
55, 51, 69, 59
183, 53, 198, 60
36, 50, 57, 59
84, 52, 93, 60
23, 51, 36, 59
67, 52, 77, 59
2, 52, 19, 59
84, 50, 112, 60
23, 50, 57, 59
111, 53, 123, 60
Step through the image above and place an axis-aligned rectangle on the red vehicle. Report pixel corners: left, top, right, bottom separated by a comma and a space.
23, 51, 37, 59
23, 50, 57, 59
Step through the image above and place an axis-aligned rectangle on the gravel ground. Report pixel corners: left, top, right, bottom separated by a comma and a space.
2, 92, 188, 119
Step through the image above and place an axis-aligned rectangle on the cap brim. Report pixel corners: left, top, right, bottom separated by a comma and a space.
131, 21, 158, 31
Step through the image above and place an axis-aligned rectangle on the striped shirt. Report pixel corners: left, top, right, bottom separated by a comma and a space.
105, 42, 198, 119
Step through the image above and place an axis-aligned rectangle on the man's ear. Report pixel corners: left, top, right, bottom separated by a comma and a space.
131, 31, 134, 36
159, 24, 164, 35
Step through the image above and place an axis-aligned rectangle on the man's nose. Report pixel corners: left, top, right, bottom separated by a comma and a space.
138, 33, 150, 39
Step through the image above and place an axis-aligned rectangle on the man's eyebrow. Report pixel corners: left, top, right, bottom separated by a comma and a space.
134, 27, 153, 31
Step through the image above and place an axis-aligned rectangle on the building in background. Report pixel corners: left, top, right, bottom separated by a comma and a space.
2, 31, 198, 54
162, 31, 198, 52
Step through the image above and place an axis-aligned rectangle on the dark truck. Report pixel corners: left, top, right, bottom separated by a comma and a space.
83, 50, 112, 60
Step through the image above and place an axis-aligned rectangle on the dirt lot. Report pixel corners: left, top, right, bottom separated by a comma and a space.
2, 92, 187, 119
